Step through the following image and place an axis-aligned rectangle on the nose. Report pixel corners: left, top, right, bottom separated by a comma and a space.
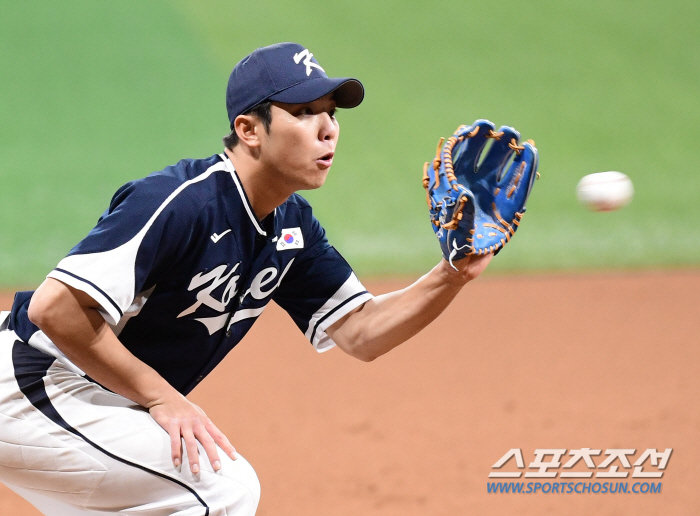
318, 111, 338, 142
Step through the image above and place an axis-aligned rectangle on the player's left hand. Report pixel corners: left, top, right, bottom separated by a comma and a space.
423, 120, 538, 268
438, 252, 494, 286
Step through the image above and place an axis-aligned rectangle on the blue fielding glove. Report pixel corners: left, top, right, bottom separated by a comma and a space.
423, 119, 539, 268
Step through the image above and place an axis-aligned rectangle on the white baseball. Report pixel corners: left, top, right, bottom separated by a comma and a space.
576, 171, 633, 212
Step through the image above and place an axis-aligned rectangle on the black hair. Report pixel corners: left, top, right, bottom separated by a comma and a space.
222, 101, 273, 149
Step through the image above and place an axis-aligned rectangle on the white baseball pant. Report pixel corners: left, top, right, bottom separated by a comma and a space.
0, 315, 260, 516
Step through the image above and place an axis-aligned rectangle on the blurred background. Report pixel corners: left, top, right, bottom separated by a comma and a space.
1, 0, 698, 287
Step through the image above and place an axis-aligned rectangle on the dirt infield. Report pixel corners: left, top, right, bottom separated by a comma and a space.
1, 270, 698, 515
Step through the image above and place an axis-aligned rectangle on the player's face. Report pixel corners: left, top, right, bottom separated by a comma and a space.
262, 93, 339, 191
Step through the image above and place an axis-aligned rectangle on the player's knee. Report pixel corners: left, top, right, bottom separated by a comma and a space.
236, 457, 261, 510
214, 454, 260, 515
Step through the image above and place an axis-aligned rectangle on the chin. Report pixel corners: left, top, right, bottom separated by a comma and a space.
303, 170, 329, 190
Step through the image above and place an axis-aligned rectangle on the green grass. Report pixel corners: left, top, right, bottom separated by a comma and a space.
1, 1, 699, 287
0, 1, 226, 287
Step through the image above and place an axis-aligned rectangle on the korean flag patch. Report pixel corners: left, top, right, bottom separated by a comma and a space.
276, 227, 304, 251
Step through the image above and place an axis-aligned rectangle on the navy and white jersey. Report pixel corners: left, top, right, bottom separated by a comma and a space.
9, 153, 372, 394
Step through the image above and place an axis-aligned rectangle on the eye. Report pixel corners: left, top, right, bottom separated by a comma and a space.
329, 108, 337, 119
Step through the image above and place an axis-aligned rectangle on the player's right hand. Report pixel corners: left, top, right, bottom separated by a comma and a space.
148, 393, 237, 474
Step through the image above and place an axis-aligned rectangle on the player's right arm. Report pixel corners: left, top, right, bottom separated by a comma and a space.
29, 278, 236, 473
24, 162, 239, 473
28, 277, 236, 473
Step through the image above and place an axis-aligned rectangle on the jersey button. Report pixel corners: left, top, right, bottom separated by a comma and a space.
225, 329, 232, 338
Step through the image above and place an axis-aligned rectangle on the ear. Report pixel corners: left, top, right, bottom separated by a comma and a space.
233, 114, 263, 149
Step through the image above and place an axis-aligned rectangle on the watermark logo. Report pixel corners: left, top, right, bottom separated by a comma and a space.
489, 448, 672, 478
487, 448, 672, 495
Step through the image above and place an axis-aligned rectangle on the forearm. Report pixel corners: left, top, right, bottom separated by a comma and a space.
29, 278, 236, 471
342, 263, 463, 357
329, 255, 491, 361
28, 278, 179, 409
57, 322, 178, 409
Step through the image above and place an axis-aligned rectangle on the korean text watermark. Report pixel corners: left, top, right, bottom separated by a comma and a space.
487, 448, 671, 495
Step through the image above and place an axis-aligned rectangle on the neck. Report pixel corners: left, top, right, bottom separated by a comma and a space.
224, 147, 290, 220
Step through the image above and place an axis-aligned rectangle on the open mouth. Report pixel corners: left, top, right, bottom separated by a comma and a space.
317, 152, 334, 167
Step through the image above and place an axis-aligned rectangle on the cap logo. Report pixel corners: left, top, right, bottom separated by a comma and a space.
293, 49, 325, 76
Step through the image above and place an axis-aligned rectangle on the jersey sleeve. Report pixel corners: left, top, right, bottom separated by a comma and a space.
273, 214, 373, 352
47, 176, 200, 325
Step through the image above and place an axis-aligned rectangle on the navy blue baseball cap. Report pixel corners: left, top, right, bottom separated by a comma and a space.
226, 42, 364, 128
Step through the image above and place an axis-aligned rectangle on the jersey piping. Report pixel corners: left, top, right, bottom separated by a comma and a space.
47, 161, 231, 325
305, 273, 372, 351
221, 154, 266, 236
54, 268, 124, 317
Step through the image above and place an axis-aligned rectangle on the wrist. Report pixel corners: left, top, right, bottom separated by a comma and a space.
148, 390, 182, 407
436, 253, 493, 286
436, 258, 472, 287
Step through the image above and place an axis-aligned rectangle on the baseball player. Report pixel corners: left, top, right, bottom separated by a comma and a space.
0, 42, 535, 515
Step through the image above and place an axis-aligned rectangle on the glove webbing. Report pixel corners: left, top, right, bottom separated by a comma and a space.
423, 125, 538, 257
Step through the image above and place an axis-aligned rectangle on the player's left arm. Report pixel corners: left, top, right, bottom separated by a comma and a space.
328, 119, 539, 361
326, 253, 492, 361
